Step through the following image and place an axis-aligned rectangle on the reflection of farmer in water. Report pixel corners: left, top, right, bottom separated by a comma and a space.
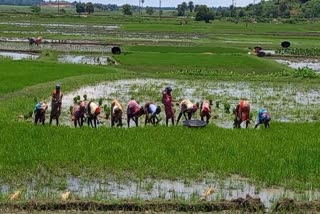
255, 108, 271, 129
176, 99, 199, 125
234, 99, 250, 128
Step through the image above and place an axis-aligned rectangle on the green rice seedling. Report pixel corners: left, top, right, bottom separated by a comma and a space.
98, 98, 103, 106
216, 101, 220, 109
224, 103, 231, 114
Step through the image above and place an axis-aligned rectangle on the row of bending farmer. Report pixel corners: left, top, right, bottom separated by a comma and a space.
234, 99, 271, 128
162, 87, 211, 126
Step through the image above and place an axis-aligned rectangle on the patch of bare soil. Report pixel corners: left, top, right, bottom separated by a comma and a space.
274, 198, 320, 212
0, 197, 264, 212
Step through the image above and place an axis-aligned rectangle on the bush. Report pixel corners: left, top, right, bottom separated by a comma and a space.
293, 67, 317, 78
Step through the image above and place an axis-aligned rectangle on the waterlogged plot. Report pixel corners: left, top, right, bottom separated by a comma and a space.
276, 58, 320, 72
58, 55, 117, 66
1, 176, 319, 209
57, 78, 320, 127
0, 51, 39, 60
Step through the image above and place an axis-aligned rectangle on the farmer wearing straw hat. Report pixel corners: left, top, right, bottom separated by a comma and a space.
234, 98, 250, 128
176, 99, 199, 125
255, 108, 271, 128
200, 100, 212, 124
111, 99, 123, 127
127, 99, 144, 127
162, 86, 175, 126
87, 101, 101, 128
144, 101, 162, 126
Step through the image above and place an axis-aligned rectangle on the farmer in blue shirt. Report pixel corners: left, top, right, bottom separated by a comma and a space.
255, 108, 271, 128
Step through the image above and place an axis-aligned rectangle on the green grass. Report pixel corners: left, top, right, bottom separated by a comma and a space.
115, 52, 289, 74
0, 60, 120, 95
0, 120, 319, 190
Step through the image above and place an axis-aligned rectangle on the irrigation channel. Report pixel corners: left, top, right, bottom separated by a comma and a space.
38, 78, 320, 128
1, 175, 320, 211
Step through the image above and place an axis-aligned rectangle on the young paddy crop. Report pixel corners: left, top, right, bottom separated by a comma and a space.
0, 13, 320, 212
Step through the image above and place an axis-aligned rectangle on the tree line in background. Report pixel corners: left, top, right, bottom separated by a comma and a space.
1, 0, 320, 22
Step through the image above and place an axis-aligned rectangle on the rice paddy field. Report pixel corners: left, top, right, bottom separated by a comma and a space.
0, 6, 320, 212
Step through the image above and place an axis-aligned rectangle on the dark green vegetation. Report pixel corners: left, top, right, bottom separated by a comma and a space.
0, 5, 319, 204
0, 60, 319, 191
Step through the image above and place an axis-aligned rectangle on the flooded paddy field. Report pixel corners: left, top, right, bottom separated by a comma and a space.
276, 58, 320, 72
0, 51, 39, 60
58, 55, 118, 66
53, 78, 320, 128
1, 175, 319, 210
0, 40, 115, 53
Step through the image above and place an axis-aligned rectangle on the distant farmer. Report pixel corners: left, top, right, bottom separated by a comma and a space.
50, 84, 63, 125
162, 86, 175, 126
255, 108, 271, 129
72, 101, 86, 128
87, 101, 101, 128
127, 99, 144, 127
34, 101, 48, 125
144, 101, 161, 126
111, 99, 123, 127
176, 99, 199, 125
28, 37, 42, 46
234, 99, 250, 128
200, 100, 212, 124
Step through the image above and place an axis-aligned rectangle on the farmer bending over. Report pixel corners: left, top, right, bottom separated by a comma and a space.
234, 99, 250, 128
111, 99, 123, 127
127, 99, 144, 127
255, 108, 271, 128
87, 101, 101, 128
176, 99, 199, 125
34, 101, 48, 125
72, 101, 86, 128
144, 101, 161, 126
200, 100, 212, 124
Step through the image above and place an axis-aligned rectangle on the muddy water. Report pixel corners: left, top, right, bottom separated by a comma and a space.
0, 51, 39, 60
1, 175, 319, 209
58, 55, 117, 65
53, 79, 320, 128
276, 59, 320, 72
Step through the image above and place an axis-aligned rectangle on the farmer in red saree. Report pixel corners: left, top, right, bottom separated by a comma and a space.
162, 86, 175, 126
200, 100, 212, 124
127, 99, 144, 127
234, 99, 250, 128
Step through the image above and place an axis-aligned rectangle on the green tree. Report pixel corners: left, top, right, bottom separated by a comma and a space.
302, 0, 320, 18
188, 1, 194, 12
177, 2, 188, 16
195, 5, 214, 23
86, 2, 94, 14
30, 5, 40, 13
76, 2, 86, 15
122, 4, 133, 15
146, 6, 155, 15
